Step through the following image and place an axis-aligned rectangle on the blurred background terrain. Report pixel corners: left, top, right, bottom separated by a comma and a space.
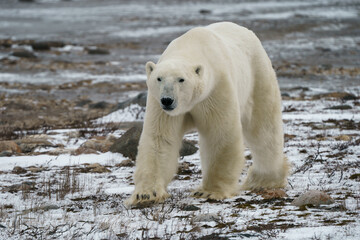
1, 0, 359, 136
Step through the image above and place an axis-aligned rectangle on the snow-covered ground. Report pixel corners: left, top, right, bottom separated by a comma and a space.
0, 90, 359, 239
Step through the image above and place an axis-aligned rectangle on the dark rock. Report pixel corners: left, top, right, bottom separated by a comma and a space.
31, 42, 50, 51
281, 92, 290, 97
19, 0, 35, 2
110, 124, 198, 160
180, 140, 198, 156
87, 48, 110, 55
324, 105, 352, 110
182, 204, 200, 211
342, 94, 358, 101
199, 9, 212, 14
11, 50, 37, 59
12, 166, 27, 174
349, 173, 360, 180
292, 190, 334, 207
0, 151, 13, 157
31, 41, 65, 50
289, 86, 310, 91
115, 92, 147, 110
110, 125, 142, 160
89, 101, 109, 109
312, 92, 356, 100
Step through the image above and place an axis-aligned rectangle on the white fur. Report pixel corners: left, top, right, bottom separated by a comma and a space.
125, 22, 289, 206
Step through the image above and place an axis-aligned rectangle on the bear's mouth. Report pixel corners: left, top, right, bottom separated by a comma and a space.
162, 106, 175, 111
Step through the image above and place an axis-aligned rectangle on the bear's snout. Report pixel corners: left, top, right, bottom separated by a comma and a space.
161, 97, 175, 110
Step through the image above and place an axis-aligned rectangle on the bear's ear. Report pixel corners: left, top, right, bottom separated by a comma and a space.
145, 61, 156, 78
194, 65, 203, 77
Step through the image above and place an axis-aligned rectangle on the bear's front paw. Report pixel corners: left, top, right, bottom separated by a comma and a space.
125, 187, 170, 207
191, 188, 233, 200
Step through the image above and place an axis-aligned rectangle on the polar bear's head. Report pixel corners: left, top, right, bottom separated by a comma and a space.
146, 60, 204, 116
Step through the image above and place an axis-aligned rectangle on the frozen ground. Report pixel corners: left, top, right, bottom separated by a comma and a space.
0, 89, 359, 239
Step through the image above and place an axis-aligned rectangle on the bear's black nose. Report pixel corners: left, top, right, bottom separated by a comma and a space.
161, 97, 174, 107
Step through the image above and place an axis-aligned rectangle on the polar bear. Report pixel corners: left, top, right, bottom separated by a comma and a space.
126, 22, 288, 206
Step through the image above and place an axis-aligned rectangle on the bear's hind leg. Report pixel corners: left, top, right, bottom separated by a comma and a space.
242, 95, 289, 190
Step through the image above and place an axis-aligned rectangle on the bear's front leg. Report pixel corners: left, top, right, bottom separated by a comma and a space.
192, 123, 244, 200
125, 106, 184, 207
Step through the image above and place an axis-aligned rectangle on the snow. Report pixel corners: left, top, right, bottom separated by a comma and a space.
1, 89, 359, 239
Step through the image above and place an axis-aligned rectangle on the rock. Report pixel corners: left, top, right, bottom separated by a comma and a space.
86, 163, 111, 173
289, 86, 310, 91
199, 9, 212, 14
182, 205, 200, 211
312, 92, 357, 101
31, 42, 51, 51
349, 173, 360, 180
292, 190, 335, 207
89, 101, 109, 109
192, 213, 220, 222
87, 48, 110, 55
0, 151, 13, 157
110, 125, 198, 160
281, 92, 290, 98
115, 92, 147, 110
0, 141, 21, 154
324, 105, 352, 110
115, 159, 135, 167
342, 94, 357, 101
73, 147, 99, 155
334, 135, 351, 141
40, 204, 60, 211
11, 50, 37, 59
110, 125, 143, 160
80, 138, 113, 153
12, 166, 27, 174
31, 41, 65, 51
180, 140, 198, 156
16, 136, 54, 153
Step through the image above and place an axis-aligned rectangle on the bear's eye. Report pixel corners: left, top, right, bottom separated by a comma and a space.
157, 77, 162, 82
179, 78, 185, 83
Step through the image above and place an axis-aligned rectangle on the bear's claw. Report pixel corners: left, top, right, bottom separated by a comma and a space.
191, 188, 234, 200
125, 188, 170, 207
